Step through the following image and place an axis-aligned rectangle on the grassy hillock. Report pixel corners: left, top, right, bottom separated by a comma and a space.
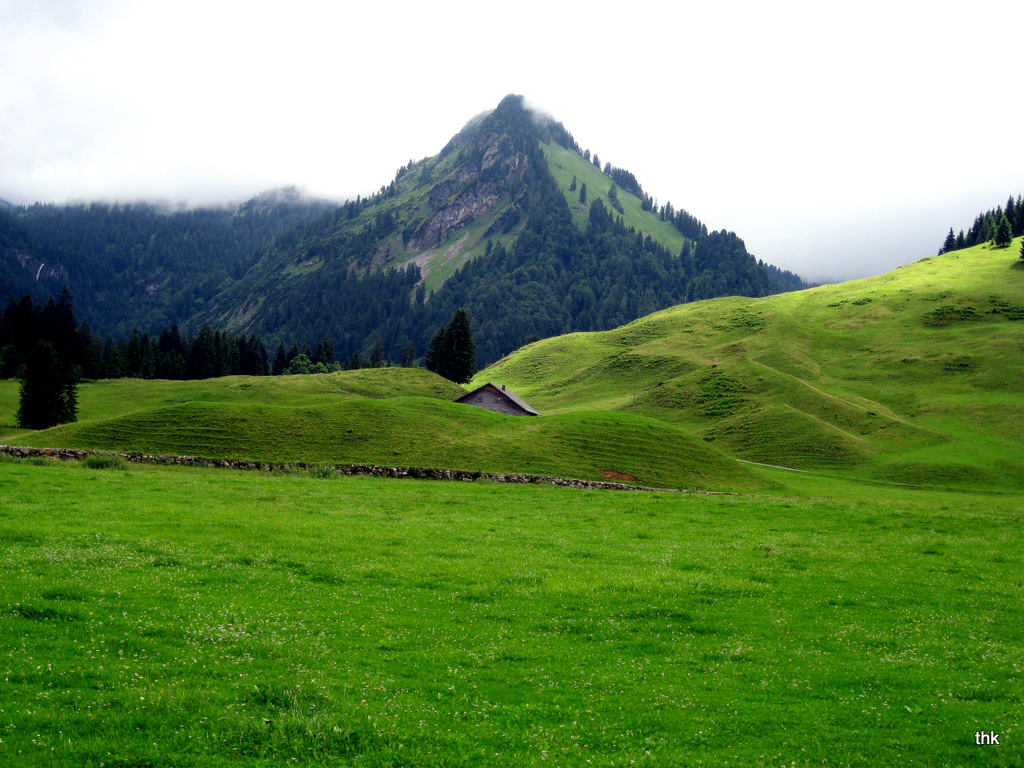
0, 367, 463, 440
0, 368, 764, 491
476, 241, 1024, 490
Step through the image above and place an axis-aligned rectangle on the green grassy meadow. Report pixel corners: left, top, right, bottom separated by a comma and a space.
2, 457, 1021, 767
3, 241, 1024, 765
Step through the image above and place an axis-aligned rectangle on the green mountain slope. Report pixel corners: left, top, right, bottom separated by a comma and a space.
475, 241, 1024, 489
542, 141, 688, 253
1, 95, 804, 369
0, 189, 334, 339
203, 95, 803, 366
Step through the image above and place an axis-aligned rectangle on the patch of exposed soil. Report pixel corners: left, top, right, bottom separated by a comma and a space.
600, 470, 638, 482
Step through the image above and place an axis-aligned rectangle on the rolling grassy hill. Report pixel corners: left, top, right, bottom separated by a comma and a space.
475, 240, 1024, 490
0, 368, 765, 492
2, 240, 1020, 493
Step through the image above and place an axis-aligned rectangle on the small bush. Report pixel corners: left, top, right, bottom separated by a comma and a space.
307, 466, 337, 479
922, 305, 981, 327
82, 453, 128, 470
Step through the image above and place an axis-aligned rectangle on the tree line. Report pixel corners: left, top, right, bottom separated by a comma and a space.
3, 287, 478, 430
938, 194, 1024, 254
1, 291, 452, 387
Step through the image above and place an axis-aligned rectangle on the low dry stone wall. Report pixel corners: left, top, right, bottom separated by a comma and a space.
0, 443, 670, 492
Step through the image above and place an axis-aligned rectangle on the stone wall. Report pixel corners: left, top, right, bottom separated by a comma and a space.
0, 443, 674, 493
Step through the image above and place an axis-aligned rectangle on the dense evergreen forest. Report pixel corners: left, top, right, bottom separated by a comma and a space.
0, 291, 408, 384
0, 96, 806, 371
938, 194, 1024, 253
0, 190, 333, 339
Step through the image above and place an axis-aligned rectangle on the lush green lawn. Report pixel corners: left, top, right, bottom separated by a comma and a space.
2, 458, 1021, 766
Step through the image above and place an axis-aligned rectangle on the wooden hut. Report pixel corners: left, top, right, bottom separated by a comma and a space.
455, 383, 540, 416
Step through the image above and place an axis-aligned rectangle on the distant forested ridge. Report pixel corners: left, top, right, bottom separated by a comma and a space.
0, 96, 806, 370
0, 189, 334, 339
938, 194, 1024, 254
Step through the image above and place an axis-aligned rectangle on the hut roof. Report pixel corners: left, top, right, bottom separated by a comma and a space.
455, 383, 540, 416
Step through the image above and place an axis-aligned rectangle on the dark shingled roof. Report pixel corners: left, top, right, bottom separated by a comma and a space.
455, 383, 540, 416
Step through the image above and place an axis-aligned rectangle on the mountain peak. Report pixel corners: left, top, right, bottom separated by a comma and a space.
445, 95, 578, 158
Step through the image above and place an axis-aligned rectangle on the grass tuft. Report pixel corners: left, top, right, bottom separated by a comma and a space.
82, 453, 128, 470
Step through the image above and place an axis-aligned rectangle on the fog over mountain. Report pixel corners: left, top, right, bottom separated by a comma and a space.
2, 1, 1022, 283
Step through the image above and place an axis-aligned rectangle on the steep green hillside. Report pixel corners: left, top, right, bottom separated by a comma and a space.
4, 242, 1017, 492
3, 95, 803, 370
0, 191, 334, 339
476, 241, 1024, 489
542, 141, 687, 253
0, 368, 765, 491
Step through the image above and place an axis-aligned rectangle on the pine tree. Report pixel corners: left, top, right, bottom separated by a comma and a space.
423, 324, 448, 376
17, 341, 77, 429
271, 341, 288, 375
425, 309, 476, 383
579, 183, 587, 205
940, 228, 956, 254
608, 184, 624, 214
345, 350, 364, 370
369, 336, 386, 368
400, 339, 416, 368
186, 325, 218, 379
444, 308, 476, 384
994, 215, 1013, 248
312, 337, 335, 367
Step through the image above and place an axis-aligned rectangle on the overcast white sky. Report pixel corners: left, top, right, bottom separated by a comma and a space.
2, 0, 1022, 282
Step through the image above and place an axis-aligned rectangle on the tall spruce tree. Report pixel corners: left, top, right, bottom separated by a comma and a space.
425, 308, 476, 383
444, 308, 476, 384
400, 339, 416, 368
17, 341, 77, 429
994, 215, 1013, 248
940, 228, 956, 254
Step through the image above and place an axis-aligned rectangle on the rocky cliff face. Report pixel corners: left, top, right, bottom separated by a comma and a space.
0, 248, 69, 300
404, 124, 531, 252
